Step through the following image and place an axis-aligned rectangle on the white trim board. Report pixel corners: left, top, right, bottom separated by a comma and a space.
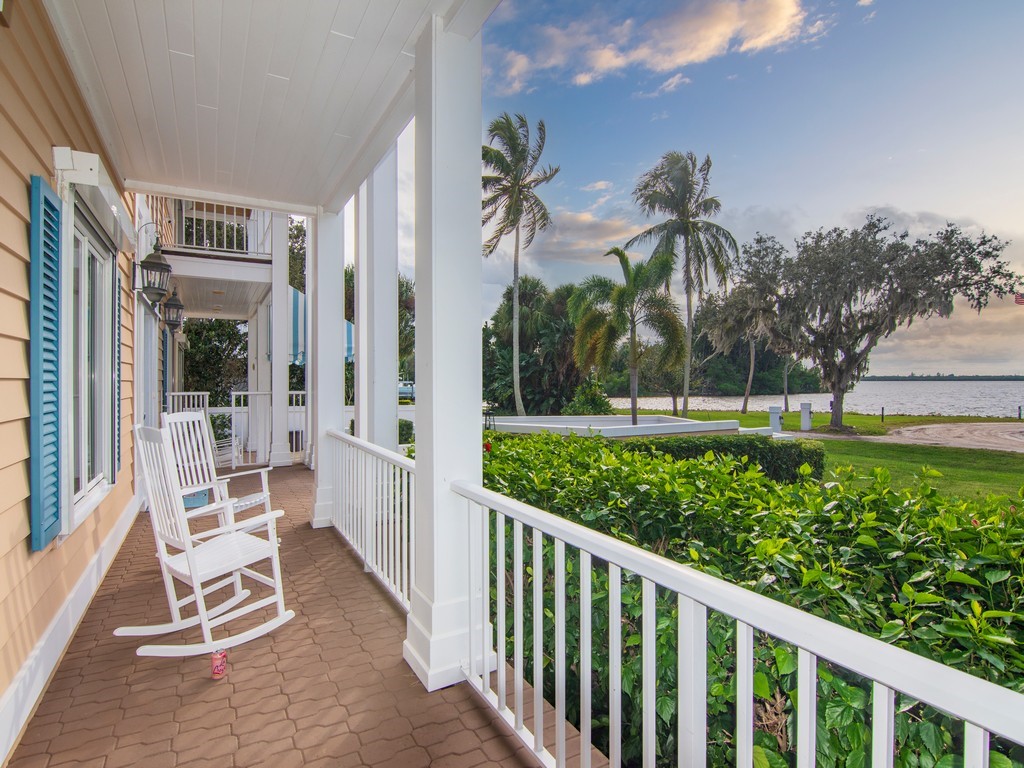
0, 494, 142, 765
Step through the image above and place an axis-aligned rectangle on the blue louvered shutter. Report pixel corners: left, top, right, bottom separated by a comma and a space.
29, 175, 63, 551
113, 269, 122, 473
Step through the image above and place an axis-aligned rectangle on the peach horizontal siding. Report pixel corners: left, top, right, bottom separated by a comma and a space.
0, 0, 137, 707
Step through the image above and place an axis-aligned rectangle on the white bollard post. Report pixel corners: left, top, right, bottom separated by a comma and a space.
769, 406, 782, 433
800, 402, 812, 431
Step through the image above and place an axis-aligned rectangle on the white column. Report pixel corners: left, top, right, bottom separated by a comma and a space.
269, 212, 291, 465
312, 209, 346, 528
354, 184, 369, 438
247, 311, 259, 392
403, 15, 483, 691
366, 146, 400, 452
255, 302, 270, 392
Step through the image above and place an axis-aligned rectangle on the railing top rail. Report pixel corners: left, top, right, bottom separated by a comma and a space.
326, 428, 415, 473
167, 391, 210, 396
230, 391, 272, 397
450, 479, 1024, 744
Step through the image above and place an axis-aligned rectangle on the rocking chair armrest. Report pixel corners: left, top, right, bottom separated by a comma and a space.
190, 509, 285, 540
184, 498, 238, 520
217, 467, 273, 481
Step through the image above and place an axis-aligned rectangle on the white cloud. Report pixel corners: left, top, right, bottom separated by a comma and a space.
857, 0, 874, 6
487, 0, 825, 95
582, 180, 613, 192
862, 10, 876, 22
635, 72, 692, 98
651, 110, 669, 121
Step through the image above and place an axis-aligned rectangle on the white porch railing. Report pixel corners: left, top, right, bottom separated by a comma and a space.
231, 391, 271, 467
326, 429, 414, 611
288, 391, 306, 456
452, 480, 1024, 768
166, 391, 209, 413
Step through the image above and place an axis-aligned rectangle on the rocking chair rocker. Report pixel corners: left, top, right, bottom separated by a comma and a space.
116, 426, 294, 657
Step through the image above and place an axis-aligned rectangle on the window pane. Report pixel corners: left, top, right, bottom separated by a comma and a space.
73, 235, 83, 494
88, 251, 102, 481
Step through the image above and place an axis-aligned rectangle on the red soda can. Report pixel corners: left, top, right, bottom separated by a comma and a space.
211, 649, 227, 679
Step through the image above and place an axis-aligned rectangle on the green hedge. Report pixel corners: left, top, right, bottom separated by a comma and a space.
624, 434, 825, 483
482, 432, 1024, 767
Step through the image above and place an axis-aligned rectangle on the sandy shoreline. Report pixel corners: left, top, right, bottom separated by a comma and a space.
808, 422, 1024, 453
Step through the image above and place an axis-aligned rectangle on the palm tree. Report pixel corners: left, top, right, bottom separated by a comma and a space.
704, 286, 773, 413
568, 248, 684, 425
626, 151, 738, 416
482, 113, 560, 416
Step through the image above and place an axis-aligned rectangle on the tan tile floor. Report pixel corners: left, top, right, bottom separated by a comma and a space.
7, 465, 542, 768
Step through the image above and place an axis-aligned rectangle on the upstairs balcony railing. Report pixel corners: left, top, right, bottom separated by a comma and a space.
160, 197, 272, 259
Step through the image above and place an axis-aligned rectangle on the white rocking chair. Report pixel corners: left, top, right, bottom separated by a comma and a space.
116, 425, 294, 657
161, 410, 272, 519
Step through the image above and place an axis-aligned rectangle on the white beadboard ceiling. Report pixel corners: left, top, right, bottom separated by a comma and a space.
44, 0, 492, 213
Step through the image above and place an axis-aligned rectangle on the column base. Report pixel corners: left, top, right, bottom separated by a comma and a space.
310, 484, 334, 529
402, 587, 471, 691
269, 442, 293, 467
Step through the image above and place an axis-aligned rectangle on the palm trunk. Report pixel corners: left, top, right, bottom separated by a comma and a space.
682, 287, 693, 417
741, 338, 755, 414
670, 394, 679, 417
511, 225, 526, 417
629, 325, 638, 425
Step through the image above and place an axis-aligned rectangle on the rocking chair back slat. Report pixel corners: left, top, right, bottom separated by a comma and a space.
164, 411, 219, 492
135, 426, 191, 549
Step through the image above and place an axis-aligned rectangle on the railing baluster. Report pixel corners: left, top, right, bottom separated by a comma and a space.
736, 621, 754, 767
514, 519, 524, 731
580, 550, 592, 768
964, 723, 989, 768
643, 578, 656, 768
609, 563, 622, 768
555, 538, 566, 767
482, 506, 491, 696
533, 527, 544, 754
468, 499, 480, 681
870, 682, 894, 768
497, 512, 507, 711
678, 595, 707, 768
796, 649, 816, 768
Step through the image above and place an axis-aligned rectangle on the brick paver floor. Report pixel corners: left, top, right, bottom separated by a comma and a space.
7, 465, 540, 768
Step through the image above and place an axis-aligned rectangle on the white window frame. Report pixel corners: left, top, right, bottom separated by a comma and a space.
60, 190, 118, 533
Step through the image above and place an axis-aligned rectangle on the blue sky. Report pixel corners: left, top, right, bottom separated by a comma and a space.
472, 0, 1024, 375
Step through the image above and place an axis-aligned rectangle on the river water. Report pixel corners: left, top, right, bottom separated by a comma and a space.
610, 380, 1024, 418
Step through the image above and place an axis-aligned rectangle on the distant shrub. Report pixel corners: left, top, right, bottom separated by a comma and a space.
561, 379, 614, 416
346, 418, 414, 445
625, 434, 825, 483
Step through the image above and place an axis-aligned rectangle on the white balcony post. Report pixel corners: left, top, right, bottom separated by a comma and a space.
366, 145, 400, 452
354, 183, 370, 438
269, 212, 292, 465
403, 14, 483, 691
312, 209, 346, 528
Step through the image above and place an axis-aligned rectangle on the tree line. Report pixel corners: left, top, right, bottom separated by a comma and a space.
481, 112, 1019, 428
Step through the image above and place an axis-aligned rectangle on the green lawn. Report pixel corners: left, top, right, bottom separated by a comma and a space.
621, 407, 1020, 435
614, 406, 1024, 499
822, 439, 1024, 500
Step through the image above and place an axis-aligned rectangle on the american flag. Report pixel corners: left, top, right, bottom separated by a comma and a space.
1016, 293, 1024, 306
